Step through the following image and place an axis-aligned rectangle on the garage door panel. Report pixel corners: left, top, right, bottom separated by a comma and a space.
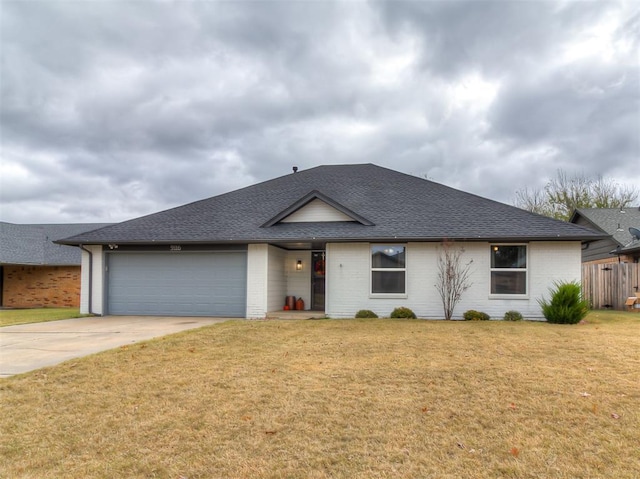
107, 252, 247, 317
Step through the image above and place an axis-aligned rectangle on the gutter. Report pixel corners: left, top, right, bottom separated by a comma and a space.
79, 244, 93, 314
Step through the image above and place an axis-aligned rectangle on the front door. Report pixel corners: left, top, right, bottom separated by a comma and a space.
311, 251, 326, 310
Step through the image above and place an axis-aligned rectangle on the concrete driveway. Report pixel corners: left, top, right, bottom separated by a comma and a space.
0, 316, 230, 378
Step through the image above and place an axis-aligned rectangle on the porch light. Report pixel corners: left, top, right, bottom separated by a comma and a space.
296, 260, 303, 271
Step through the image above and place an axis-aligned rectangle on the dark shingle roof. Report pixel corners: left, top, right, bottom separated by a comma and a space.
58, 164, 605, 245
570, 207, 640, 246
1, 222, 113, 265
619, 238, 640, 254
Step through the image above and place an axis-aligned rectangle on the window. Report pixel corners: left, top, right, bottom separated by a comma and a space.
371, 245, 406, 294
490, 245, 527, 295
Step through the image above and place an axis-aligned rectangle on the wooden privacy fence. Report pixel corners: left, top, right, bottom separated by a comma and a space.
582, 263, 640, 310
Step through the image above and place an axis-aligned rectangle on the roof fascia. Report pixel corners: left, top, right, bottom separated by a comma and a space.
617, 241, 640, 254
260, 190, 374, 227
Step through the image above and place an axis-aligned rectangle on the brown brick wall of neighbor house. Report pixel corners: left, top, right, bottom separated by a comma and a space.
2, 265, 81, 308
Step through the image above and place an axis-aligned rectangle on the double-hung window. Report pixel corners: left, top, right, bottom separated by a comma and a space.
371, 245, 406, 294
490, 245, 527, 295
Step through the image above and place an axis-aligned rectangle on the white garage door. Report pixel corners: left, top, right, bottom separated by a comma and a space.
107, 252, 247, 317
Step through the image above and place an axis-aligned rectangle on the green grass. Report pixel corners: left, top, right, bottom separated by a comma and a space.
1, 311, 638, 478
0, 308, 84, 327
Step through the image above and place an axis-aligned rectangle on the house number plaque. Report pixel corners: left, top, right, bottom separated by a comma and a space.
170, 245, 182, 251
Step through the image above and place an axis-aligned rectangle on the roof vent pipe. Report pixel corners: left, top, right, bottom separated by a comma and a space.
292, 166, 298, 173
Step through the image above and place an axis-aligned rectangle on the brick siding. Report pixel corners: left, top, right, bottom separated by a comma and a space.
326, 241, 582, 319
2, 265, 81, 308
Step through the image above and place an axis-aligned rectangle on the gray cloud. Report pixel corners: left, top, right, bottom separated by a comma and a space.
1, 0, 638, 223
375, 1, 614, 77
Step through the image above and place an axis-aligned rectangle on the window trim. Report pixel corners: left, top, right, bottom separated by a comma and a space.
370, 244, 408, 298
489, 243, 529, 299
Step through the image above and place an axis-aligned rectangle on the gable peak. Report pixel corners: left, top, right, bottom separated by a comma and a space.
261, 190, 374, 227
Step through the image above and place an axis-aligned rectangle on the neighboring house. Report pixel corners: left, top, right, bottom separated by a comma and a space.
0, 222, 112, 308
58, 164, 604, 319
569, 207, 640, 264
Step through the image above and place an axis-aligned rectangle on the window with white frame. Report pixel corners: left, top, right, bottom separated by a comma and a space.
490, 245, 527, 295
371, 245, 406, 294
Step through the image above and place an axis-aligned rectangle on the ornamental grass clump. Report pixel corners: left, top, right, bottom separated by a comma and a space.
538, 281, 589, 324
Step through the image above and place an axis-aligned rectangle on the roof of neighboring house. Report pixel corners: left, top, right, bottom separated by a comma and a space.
619, 238, 640, 254
0, 222, 113, 265
569, 207, 640, 250
58, 164, 606, 246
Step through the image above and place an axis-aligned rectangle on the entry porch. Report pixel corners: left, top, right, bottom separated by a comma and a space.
246, 244, 326, 318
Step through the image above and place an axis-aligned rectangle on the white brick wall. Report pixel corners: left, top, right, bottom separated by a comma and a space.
267, 246, 287, 313
325, 242, 371, 318
250, 247, 313, 314
529, 241, 582, 306
285, 250, 311, 309
246, 244, 268, 318
82, 240, 582, 320
80, 248, 91, 314
80, 245, 104, 315
405, 242, 449, 318
247, 245, 311, 317
326, 241, 583, 320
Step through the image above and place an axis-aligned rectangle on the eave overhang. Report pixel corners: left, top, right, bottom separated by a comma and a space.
55, 233, 608, 248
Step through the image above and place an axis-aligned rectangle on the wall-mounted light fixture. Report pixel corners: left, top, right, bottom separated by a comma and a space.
296, 260, 303, 271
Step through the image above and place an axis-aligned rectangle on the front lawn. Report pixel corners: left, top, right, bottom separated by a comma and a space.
0, 307, 84, 327
1, 312, 638, 478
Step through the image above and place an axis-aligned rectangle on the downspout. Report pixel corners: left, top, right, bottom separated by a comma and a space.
79, 244, 93, 314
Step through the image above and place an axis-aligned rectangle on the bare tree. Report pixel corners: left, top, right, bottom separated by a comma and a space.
435, 241, 473, 320
592, 176, 638, 208
515, 170, 638, 221
514, 187, 554, 217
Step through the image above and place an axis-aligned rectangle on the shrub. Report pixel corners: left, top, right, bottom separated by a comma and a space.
538, 281, 589, 324
390, 307, 417, 319
355, 309, 378, 318
503, 310, 523, 321
463, 310, 490, 321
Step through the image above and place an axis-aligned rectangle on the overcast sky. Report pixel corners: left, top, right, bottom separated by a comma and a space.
1, 0, 638, 224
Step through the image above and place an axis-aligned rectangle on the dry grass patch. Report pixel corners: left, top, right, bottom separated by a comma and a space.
1, 312, 639, 478
0, 308, 83, 327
